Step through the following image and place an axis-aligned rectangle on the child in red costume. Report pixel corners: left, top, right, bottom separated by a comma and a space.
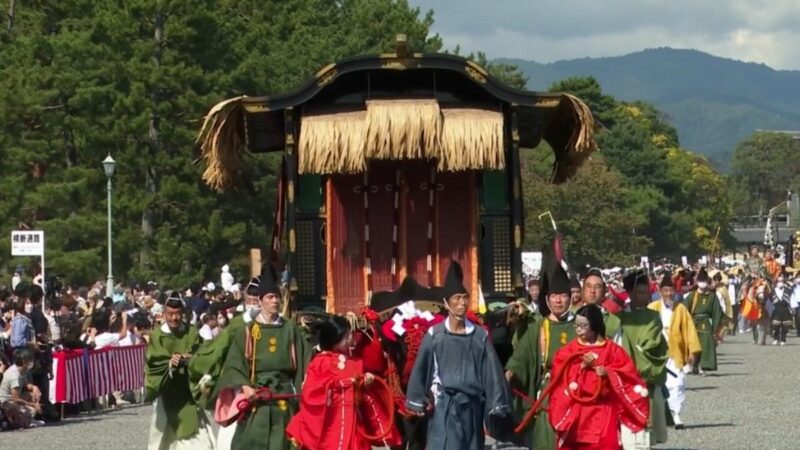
548, 304, 650, 450
286, 315, 401, 450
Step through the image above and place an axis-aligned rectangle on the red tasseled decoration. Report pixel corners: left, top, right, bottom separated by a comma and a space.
384, 358, 411, 417
361, 307, 380, 323
380, 320, 399, 343
400, 315, 445, 385
353, 328, 388, 374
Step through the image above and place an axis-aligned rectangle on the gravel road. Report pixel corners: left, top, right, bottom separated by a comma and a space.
1, 332, 797, 449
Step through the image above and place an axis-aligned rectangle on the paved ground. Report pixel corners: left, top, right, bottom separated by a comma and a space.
1, 332, 797, 449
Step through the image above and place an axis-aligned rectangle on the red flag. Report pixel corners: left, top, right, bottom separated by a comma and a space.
553, 233, 570, 272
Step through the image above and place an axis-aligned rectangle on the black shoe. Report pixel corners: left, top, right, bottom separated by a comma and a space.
675, 423, 686, 430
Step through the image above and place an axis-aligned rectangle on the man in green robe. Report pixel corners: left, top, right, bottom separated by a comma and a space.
189, 278, 264, 450
581, 268, 622, 341
684, 268, 724, 372
505, 246, 576, 450
618, 269, 668, 450
146, 293, 215, 450
215, 266, 310, 450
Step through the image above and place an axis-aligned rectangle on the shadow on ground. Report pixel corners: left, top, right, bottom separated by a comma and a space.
683, 422, 735, 430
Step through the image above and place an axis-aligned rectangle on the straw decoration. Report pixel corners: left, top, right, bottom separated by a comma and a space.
197, 96, 246, 191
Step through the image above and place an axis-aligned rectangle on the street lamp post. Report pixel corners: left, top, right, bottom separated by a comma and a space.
103, 155, 116, 298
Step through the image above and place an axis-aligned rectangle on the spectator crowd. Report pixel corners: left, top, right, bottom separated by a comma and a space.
0, 265, 249, 431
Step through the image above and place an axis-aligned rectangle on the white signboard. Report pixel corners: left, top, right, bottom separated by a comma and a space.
11, 231, 44, 256
640, 256, 649, 268
521, 252, 542, 274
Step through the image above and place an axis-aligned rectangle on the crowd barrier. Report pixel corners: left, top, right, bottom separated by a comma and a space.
49, 344, 146, 404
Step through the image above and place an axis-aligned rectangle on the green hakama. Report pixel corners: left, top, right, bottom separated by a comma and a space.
188, 314, 248, 409
145, 323, 214, 450
215, 319, 310, 450
506, 317, 576, 450
687, 291, 723, 371
619, 308, 669, 446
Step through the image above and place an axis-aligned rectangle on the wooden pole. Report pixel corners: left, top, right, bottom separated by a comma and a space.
510, 106, 524, 295
249, 249, 262, 278
711, 226, 721, 267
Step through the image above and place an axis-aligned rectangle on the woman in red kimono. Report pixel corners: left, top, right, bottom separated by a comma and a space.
286, 315, 401, 450
548, 304, 650, 450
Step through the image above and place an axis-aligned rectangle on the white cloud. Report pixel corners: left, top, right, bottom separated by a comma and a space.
410, 0, 800, 70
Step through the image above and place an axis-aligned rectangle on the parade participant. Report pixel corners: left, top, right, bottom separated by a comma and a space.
742, 278, 770, 345
145, 292, 215, 450
791, 275, 800, 337
618, 269, 668, 450
189, 276, 266, 450
764, 250, 782, 282
191, 277, 263, 398
547, 304, 650, 450
604, 278, 628, 315
745, 245, 766, 279
527, 277, 540, 306
570, 274, 583, 311
582, 268, 621, 341
711, 271, 733, 338
405, 261, 512, 450
506, 247, 577, 450
728, 269, 742, 335
286, 315, 401, 449
648, 275, 701, 430
507, 277, 542, 348
685, 269, 724, 373
770, 274, 793, 346
214, 266, 310, 450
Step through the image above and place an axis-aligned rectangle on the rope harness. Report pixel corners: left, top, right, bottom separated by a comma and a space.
514, 351, 604, 434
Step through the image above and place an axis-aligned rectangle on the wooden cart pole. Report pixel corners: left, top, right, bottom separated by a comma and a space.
249, 249, 262, 278
284, 108, 298, 297
510, 105, 525, 296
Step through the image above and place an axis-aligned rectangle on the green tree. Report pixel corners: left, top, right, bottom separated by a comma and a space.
0, 0, 442, 286
522, 148, 651, 267
730, 131, 800, 215
538, 76, 732, 261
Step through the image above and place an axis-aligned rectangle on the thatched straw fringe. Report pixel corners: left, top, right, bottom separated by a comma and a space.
365, 100, 441, 160
197, 96, 246, 191
298, 102, 505, 174
298, 111, 367, 174
439, 108, 504, 171
563, 94, 598, 154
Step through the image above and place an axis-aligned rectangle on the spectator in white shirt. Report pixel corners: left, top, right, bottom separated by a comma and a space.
84, 310, 128, 349
11, 266, 22, 291
198, 312, 219, 341
120, 315, 149, 346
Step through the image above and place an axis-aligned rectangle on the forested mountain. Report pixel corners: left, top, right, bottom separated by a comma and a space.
500, 48, 800, 170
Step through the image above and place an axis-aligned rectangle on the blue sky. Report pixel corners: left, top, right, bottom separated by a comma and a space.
409, 0, 800, 70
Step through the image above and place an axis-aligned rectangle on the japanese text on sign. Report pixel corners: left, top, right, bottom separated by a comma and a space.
11, 231, 44, 256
